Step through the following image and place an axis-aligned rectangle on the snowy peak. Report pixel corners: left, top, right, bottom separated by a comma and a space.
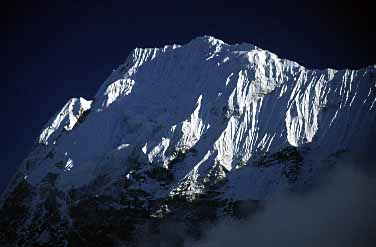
1, 36, 376, 246
13, 36, 376, 198
93, 36, 297, 111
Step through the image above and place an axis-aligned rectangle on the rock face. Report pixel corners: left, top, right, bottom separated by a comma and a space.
1, 36, 375, 246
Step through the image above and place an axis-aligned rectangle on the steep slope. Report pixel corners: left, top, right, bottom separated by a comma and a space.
1, 36, 375, 246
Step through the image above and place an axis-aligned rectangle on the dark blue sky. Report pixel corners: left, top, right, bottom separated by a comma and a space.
2, 0, 375, 192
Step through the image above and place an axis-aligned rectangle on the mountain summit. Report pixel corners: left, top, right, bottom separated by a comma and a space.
1, 36, 375, 246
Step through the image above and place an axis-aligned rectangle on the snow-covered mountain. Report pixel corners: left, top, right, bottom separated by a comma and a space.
1, 36, 375, 246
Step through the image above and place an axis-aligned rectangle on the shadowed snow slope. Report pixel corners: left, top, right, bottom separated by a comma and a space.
1, 36, 375, 246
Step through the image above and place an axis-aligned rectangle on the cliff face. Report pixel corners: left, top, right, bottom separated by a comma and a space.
1, 36, 375, 246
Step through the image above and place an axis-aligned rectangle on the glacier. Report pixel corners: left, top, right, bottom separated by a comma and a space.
1, 36, 375, 246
